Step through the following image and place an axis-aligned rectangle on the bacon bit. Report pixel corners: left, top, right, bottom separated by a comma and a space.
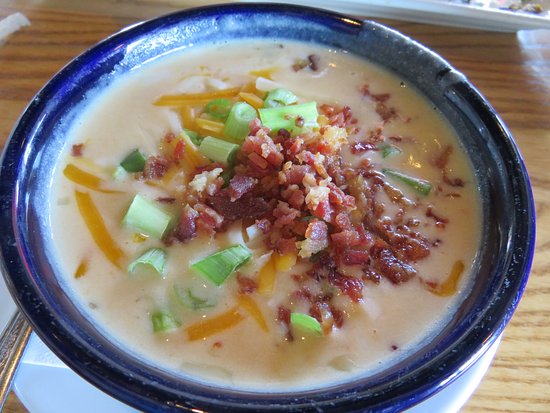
237, 274, 258, 294
371, 93, 391, 103
228, 175, 257, 201
329, 272, 364, 302
370, 239, 416, 284
343, 249, 370, 265
443, 174, 465, 187
173, 139, 185, 163
255, 218, 272, 234
376, 102, 398, 123
195, 203, 224, 234
164, 132, 177, 144
277, 306, 293, 341
272, 201, 301, 228
71, 143, 84, 157
208, 189, 269, 221
426, 205, 449, 228
247, 152, 269, 169
361, 84, 391, 103
281, 184, 305, 209
292, 59, 309, 72
143, 156, 169, 180
174, 205, 199, 242
156, 196, 176, 203
308, 54, 320, 71
433, 144, 453, 169
298, 220, 329, 258
350, 141, 378, 154
275, 237, 297, 255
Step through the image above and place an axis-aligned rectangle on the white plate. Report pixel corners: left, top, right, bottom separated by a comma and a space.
240, 0, 550, 32
1, 274, 500, 413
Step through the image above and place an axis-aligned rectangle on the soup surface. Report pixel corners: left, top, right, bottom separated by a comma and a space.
51, 40, 481, 391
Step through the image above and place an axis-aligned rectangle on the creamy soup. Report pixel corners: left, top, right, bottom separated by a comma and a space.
51, 41, 481, 391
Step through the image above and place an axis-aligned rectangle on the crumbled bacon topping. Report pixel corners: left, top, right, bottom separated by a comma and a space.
146, 93, 462, 337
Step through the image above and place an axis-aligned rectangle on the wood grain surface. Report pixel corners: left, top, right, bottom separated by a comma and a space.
1, 1, 549, 412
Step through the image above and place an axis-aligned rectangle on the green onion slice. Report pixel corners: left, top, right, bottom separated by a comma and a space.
120, 149, 146, 172
382, 168, 432, 196
290, 312, 323, 336
151, 311, 180, 332
223, 102, 257, 141
199, 136, 240, 166
379, 143, 402, 158
204, 98, 232, 120
183, 128, 201, 146
122, 194, 173, 239
173, 285, 215, 310
191, 244, 252, 286
259, 101, 318, 133
128, 248, 167, 277
263, 88, 298, 108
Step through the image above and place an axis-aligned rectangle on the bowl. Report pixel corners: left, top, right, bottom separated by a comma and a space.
0, 3, 535, 412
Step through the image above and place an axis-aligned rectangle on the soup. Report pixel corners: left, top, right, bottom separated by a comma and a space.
51, 40, 481, 391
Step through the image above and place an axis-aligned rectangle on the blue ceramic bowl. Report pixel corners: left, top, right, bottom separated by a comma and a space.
0, 3, 535, 412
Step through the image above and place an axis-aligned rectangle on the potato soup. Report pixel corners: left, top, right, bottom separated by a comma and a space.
51, 40, 481, 391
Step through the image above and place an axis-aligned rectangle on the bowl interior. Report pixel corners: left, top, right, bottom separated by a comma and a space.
0, 4, 535, 412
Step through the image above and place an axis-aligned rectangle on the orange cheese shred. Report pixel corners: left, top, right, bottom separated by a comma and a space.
74, 190, 125, 269
63, 163, 119, 194
426, 260, 465, 297
237, 295, 268, 332
186, 307, 244, 341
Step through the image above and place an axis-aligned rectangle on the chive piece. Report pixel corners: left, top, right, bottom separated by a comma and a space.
263, 88, 298, 108
258, 101, 318, 133
122, 194, 173, 239
120, 149, 146, 172
128, 248, 167, 277
379, 143, 402, 158
220, 167, 233, 187
112, 165, 128, 181
183, 128, 201, 146
199, 136, 240, 166
204, 98, 232, 121
290, 312, 323, 336
382, 168, 432, 196
151, 311, 180, 332
191, 244, 252, 286
173, 285, 215, 310
223, 102, 257, 141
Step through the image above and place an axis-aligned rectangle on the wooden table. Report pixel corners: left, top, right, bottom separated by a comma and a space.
1, 1, 549, 412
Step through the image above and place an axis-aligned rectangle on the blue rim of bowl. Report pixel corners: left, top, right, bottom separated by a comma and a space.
0, 3, 535, 412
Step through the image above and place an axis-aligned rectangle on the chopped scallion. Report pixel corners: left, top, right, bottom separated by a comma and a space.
382, 168, 432, 196
191, 244, 252, 286
183, 128, 201, 146
379, 143, 402, 158
223, 102, 257, 141
204, 98, 232, 121
112, 165, 128, 181
173, 285, 215, 310
259, 101, 318, 133
199, 136, 240, 166
120, 149, 146, 172
263, 88, 298, 108
122, 194, 173, 239
290, 312, 323, 336
151, 311, 180, 332
128, 248, 167, 277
